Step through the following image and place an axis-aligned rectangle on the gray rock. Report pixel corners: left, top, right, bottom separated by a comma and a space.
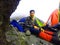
5, 25, 54, 45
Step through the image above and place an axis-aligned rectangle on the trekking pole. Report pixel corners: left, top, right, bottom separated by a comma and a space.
58, 2, 60, 22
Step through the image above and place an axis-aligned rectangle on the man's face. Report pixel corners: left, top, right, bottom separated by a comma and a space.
30, 11, 35, 18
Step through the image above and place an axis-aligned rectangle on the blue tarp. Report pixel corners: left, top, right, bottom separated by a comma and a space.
10, 20, 25, 32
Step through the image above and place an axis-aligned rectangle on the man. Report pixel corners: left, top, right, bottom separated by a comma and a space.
25, 10, 44, 30
24, 10, 60, 45
24, 10, 45, 35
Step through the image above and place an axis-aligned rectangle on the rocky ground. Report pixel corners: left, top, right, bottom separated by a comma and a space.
5, 25, 55, 45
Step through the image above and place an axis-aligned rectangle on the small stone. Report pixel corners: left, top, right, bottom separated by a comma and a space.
25, 30, 31, 36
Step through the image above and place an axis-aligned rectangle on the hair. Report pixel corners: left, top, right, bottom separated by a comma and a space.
30, 10, 35, 13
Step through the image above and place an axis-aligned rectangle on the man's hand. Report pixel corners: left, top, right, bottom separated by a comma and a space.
41, 28, 44, 32
34, 26, 39, 30
34, 26, 45, 32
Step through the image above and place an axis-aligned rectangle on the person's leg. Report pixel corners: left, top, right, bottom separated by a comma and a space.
29, 27, 40, 36
42, 25, 57, 36
43, 24, 58, 32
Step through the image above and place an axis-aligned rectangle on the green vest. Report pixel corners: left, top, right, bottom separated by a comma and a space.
36, 18, 44, 27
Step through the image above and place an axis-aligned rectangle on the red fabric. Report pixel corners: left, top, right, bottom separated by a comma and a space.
47, 9, 58, 26
44, 30, 54, 35
39, 31, 52, 42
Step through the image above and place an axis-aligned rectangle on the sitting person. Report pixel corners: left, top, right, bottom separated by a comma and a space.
24, 10, 60, 45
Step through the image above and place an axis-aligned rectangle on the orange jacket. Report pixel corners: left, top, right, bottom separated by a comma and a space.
47, 9, 58, 26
